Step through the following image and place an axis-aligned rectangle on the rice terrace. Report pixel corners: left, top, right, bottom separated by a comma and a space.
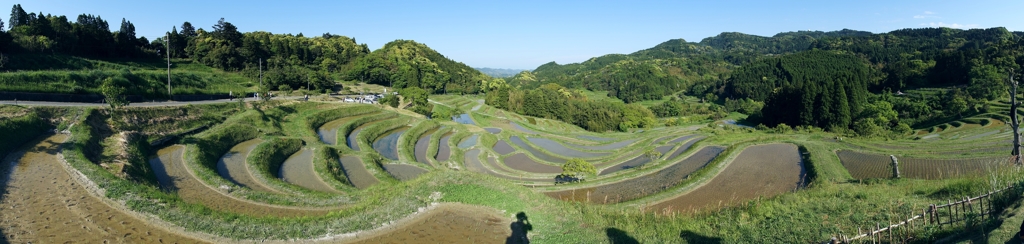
3, 2, 1024, 243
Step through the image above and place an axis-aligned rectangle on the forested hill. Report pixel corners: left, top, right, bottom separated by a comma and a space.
0, 4, 489, 97
522, 27, 1021, 105
345, 40, 490, 94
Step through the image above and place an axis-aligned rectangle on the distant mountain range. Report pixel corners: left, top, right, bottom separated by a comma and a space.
474, 67, 528, 78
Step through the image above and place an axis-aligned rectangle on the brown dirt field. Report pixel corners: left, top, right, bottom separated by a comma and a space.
0, 134, 207, 243
651, 143, 804, 213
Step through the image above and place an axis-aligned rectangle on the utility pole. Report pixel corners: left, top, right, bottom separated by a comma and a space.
259, 58, 263, 92
166, 31, 171, 98
1011, 69, 1022, 165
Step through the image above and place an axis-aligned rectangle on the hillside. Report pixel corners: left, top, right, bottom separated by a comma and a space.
345, 40, 491, 94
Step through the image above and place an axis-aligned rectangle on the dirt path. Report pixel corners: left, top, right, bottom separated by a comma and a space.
150, 145, 334, 217
0, 134, 207, 243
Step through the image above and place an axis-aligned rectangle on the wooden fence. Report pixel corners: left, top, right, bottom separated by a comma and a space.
829, 182, 1023, 243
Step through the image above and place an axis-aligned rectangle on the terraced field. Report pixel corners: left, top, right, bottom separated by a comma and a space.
3, 95, 1022, 242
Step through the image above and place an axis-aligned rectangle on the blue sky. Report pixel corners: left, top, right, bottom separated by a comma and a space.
6, 0, 1022, 69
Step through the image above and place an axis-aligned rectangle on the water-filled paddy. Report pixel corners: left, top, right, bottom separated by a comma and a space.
151, 145, 331, 217
1, 134, 206, 243
347, 120, 384, 151
458, 134, 479, 149
510, 136, 566, 163
317, 114, 369, 145
547, 146, 725, 204
493, 140, 515, 155
414, 129, 437, 165
216, 139, 280, 193
652, 144, 804, 213
373, 126, 410, 160
382, 164, 428, 181
280, 148, 338, 193
339, 155, 379, 189
663, 136, 704, 160
435, 132, 453, 161
464, 150, 554, 182
600, 145, 676, 175
573, 138, 638, 151
452, 113, 475, 125
577, 135, 613, 142
527, 137, 610, 158
485, 128, 502, 134
503, 153, 563, 173
510, 122, 539, 134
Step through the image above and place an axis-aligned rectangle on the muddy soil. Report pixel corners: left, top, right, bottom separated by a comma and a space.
345, 203, 510, 244
464, 150, 553, 183
150, 145, 332, 217
381, 164, 428, 181
414, 129, 437, 165
836, 150, 893, 179
435, 133, 453, 162
372, 127, 409, 161
651, 144, 804, 213
547, 146, 724, 204
216, 139, 281, 193
339, 156, 379, 189
280, 148, 339, 193
0, 134, 207, 243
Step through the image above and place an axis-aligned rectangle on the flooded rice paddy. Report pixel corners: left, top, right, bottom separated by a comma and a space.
382, 164, 428, 181
484, 128, 502, 134
280, 148, 338, 193
372, 126, 410, 160
414, 129, 437, 165
510, 122, 538, 134
577, 135, 613, 141
526, 137, 610, 158
547, 146, 724, 204
435, 132, 453, 162
346, 203, 509, 244
452, 113, 475, 125
1, 134, 206, 243
347, 120, 385, 151
216, 139, 280, 193
502, 153, 563, 174
317, 115, 368, 145
458, 134, 479, 149
600, 145, 676, 175
837, 150, 1010, 180
652, 144, 804, 213
573, 138, 638, 151
339, 155, 379, 189
464, 150, 553, 182
509, 136, 566, 163
492, 140, 515, 155
151, 145, 332, 217
663, 136, 704, 160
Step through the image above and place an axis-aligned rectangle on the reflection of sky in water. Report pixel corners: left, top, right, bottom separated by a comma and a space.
373, 127, 408, 160
452, 113, 475, 125
457, 135, 478, 149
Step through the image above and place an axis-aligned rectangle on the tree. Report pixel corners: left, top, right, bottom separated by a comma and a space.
561, 158, 596, 179
8, 4, 28, 28
179, 21, 196, 37
643, 148, 662, 162
101, 77, 128, 109
949, 95, 968, 118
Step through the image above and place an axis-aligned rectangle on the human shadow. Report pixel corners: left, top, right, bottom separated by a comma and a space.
506, 212, 532, 244
606, 228, 640, 244
679, 230, 723, 244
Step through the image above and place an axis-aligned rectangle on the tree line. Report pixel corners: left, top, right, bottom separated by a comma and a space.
485, 83, 656, 132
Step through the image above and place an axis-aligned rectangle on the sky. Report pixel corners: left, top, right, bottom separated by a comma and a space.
5, 0, 1023, 69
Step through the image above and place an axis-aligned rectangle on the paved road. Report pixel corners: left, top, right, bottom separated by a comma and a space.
0, 96, 308, 107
